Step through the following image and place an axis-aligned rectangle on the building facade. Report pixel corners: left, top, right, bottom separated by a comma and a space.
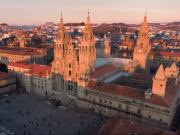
0, 71, 16, 95
133, 13, 151, 69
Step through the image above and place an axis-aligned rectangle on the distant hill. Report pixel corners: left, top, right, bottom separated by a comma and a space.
167, 22, 180, 25
0, 23, 8, 26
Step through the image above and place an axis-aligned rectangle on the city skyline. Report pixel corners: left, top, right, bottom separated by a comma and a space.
0, 0, 180, 25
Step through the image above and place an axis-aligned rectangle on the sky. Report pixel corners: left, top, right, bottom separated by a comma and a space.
0, 0, 180, 25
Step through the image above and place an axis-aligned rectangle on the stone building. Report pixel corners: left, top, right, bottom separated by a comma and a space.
51, 12, 96, 91
77, 64, 180, 129
103, 35, 111, 57
0, 45, 53, 65
98, 117, 177, 135
8, 63, 51, 96
17, 31, 27, 48
0, 71, 16, 95
148, 49, 180, 71
133, 13, 151, 69
8, 13, 96, 104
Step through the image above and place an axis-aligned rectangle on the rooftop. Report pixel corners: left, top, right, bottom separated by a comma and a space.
0, 47, 45, 56
98, 117, 177, 135
150, 50, 180, 57
87, 79, 179, 107
8, 62, 51, 78
91, 64, 117, 79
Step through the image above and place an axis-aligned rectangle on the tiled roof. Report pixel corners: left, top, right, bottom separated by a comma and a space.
87, 80, 179, 107
8, 62, 51, 78
0, 47, 44, 56
150, 50, 180, 57
98, 117, 177, 135
91, 64, 117, 79
8, 62, 31, 69
26, 64, 51, 78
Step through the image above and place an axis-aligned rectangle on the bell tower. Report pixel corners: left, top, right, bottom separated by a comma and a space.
79, 11, 96, 80
103, 35, 111, 57
51, 12, 70, 74
133, 12, 150, 69
18, 32, 26, 48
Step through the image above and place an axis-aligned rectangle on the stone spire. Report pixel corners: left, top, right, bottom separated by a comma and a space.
152, 64, 167, 97
165, 62, 179, 78
56, 11, 66, 41
170, 62, 178, 72
154, 64, 166, 80
82, 11, 94, 41
140, 10, 149, 35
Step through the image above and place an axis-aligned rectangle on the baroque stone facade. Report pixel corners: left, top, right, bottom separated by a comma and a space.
51, 13, 96, 90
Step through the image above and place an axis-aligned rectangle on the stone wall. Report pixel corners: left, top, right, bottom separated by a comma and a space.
77, 87, 170, 128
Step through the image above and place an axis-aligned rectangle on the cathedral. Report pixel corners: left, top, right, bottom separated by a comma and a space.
7, 13, 180, 130
51, 12, 96, 92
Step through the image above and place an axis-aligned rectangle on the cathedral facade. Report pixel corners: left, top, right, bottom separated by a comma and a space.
51, 13, 96, 96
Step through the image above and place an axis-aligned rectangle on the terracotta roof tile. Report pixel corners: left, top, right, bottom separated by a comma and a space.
150, 50, 180, 57
0, 47, 44, 56
98, 117, 177, 135
8, 62, 51, 78
91, 64, 117, 79
87, 80, 179, 107
25, 64, 51, 78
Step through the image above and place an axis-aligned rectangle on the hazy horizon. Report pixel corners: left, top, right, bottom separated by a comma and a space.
0, 0, 180, 25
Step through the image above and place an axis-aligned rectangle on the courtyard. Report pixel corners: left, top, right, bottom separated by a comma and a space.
0, 92, 106, 135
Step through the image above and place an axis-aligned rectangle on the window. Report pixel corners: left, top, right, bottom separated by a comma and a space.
68, 85, 71, 90
69, 63, 71, 68
69, 70, 71, 76
159, 118, 162, 122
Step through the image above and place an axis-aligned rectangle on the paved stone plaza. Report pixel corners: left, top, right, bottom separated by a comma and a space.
0, 93, 106, 135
